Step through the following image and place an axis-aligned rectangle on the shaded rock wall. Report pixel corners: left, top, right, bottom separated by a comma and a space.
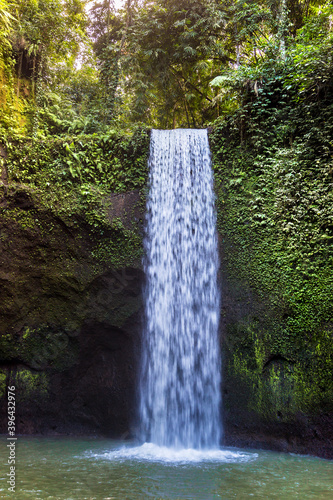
0, 188, 144, 437
219, 245, 333, 459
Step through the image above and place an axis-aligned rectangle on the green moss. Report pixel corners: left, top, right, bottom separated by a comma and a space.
91, 226, 143, 268
0, 206, 38, 230
0, 371, 6, 398
226, 298, 333, 421
0, 325, 79, 371
15, 370, 48, 401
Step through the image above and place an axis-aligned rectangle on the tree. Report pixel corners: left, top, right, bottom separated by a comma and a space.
8, 0, 88, 97
8, 0, 88, 134
89, 0, 138, 124
89, 0, 235, 127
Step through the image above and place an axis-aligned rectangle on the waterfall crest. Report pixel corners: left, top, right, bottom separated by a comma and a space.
140, 129, 221, 449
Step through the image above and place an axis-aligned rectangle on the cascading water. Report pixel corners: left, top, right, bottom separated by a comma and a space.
140, 129, 221, 450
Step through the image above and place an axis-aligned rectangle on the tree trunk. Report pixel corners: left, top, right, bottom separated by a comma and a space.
17, 51, 23, 98
32, 56, 36, 100
279, 0, 287, 61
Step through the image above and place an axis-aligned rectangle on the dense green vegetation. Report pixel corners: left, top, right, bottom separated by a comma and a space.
5, 126, 149, 224
210, 74, 333, 418
0, 0, 330, 135
0, 0, 332, 428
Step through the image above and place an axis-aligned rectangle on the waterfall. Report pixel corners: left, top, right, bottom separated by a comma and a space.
140, 129, 221, 450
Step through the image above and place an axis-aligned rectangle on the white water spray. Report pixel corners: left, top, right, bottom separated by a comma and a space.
140, 129, 221, 450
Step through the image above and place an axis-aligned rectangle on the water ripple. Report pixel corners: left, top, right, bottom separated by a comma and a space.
86, 443, 258, 464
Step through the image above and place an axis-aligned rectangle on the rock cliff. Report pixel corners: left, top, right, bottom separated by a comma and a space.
0, 128, 332, 459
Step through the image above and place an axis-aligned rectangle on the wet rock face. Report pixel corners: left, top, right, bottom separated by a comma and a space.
13, 319, 142, 437
0, 319, 141, 437
219, 242, 333, 460
68, 320, 139, 436
0, 189, 144, 437
0, 270, 144, 436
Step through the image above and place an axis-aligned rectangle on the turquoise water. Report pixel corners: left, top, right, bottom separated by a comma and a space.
0, 437, 332, 499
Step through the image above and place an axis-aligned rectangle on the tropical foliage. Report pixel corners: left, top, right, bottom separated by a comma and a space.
0, 0, 332, 135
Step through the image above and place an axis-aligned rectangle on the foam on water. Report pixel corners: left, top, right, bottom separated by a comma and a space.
86, 443, 258, 464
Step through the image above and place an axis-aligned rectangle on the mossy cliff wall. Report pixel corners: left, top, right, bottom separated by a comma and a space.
0, 123, 332, 458
0, 129, 149, 436
209, 85, 333, 459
